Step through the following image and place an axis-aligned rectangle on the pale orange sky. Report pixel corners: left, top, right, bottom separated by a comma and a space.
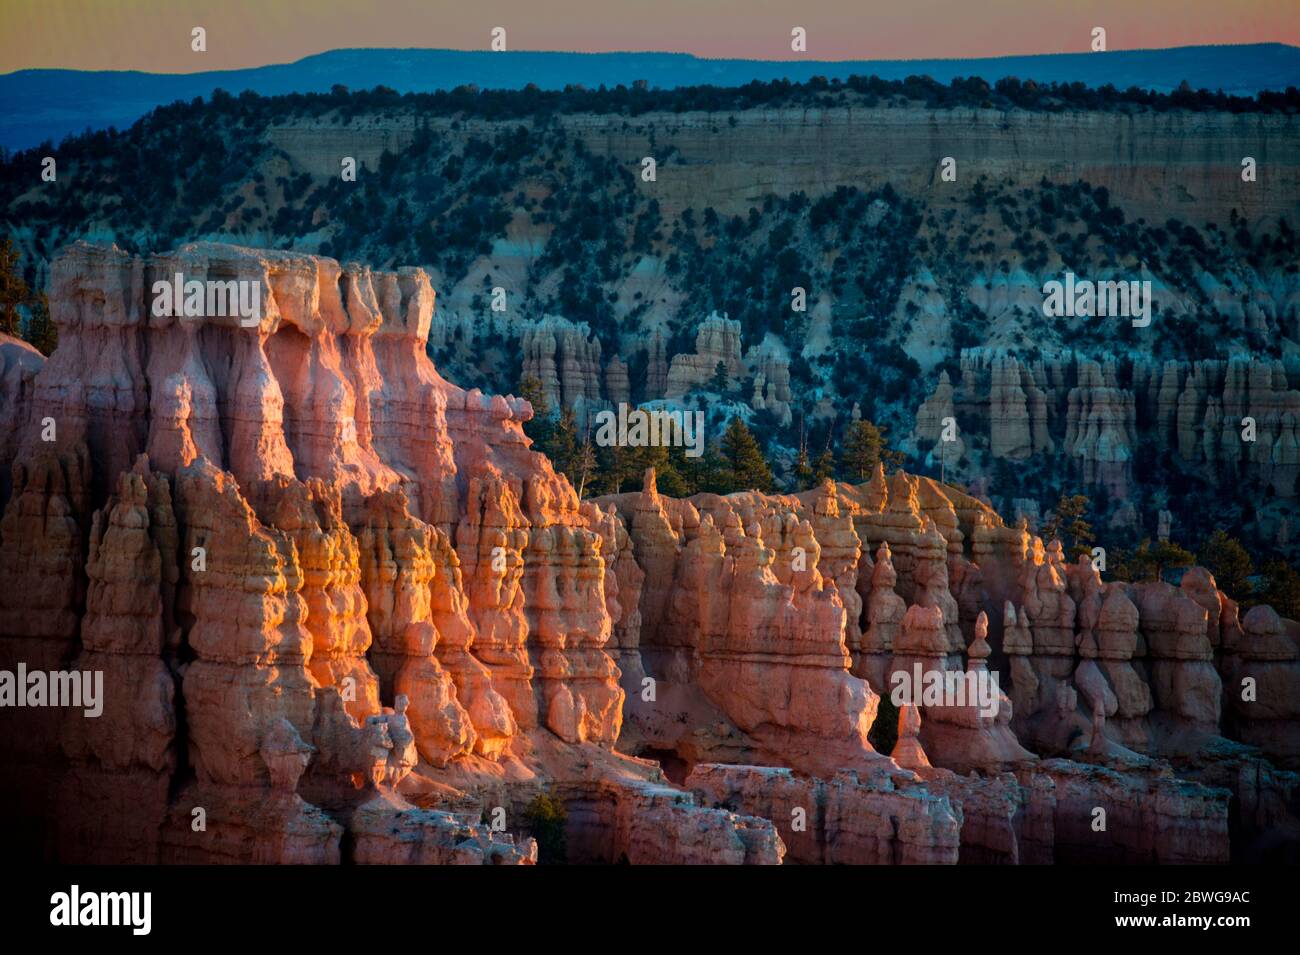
1, 0, 1296, 72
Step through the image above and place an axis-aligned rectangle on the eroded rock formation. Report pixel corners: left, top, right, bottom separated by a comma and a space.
933, 348, 1300, 503
1, 242, 1296, 865
520, 315, 603, 424
664, 311, 743, 400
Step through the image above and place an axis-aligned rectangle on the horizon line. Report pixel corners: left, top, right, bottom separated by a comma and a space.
4, 40, 1297, 80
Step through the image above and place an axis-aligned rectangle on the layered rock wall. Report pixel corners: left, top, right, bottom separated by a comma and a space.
924, 348, 1300, 501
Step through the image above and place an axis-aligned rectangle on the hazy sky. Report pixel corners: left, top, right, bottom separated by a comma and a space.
2, 0, 1296, 72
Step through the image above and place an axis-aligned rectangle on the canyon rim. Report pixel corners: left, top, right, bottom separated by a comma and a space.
0, 5, 1298, 910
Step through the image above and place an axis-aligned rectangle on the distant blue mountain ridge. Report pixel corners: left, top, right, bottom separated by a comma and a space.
2, 43, 1298, 151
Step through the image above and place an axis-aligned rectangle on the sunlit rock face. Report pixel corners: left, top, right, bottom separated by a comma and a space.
0, 241, 1293, 865
0, 242, 624, 863
597, 461, 1296, 864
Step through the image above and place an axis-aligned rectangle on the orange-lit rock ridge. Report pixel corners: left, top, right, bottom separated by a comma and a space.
0, 241, 1296, 865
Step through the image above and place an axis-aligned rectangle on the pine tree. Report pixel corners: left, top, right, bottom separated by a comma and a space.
550, 406, 579, 480
625, 443, 687, 497
708, 360, 729, 393
1150, 539, 1195, 579
1197, 529, 1253, 598
25, 291, 57, 355
0, 237, 30, 339
813, 446, 836, 483
597, 442, 640, 495
793, 417, 814, 490
518, 374, 552, 449
1042, 494, 1094, 559
571, 432, 597, 499
1118, 538, 1195, 582
840, 420, 883, 481
521, 793, 567, 865
667, 442, 704, 496
697, 441, 733, 495
1258, 559, 1300, 620
794, 444, 814, 490
719, 417, 773, 492
587, 443, 621, 496
1112, 540, 1154, 581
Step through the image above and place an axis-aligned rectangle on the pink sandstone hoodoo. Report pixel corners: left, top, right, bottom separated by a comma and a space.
1, 241, 1297, 865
